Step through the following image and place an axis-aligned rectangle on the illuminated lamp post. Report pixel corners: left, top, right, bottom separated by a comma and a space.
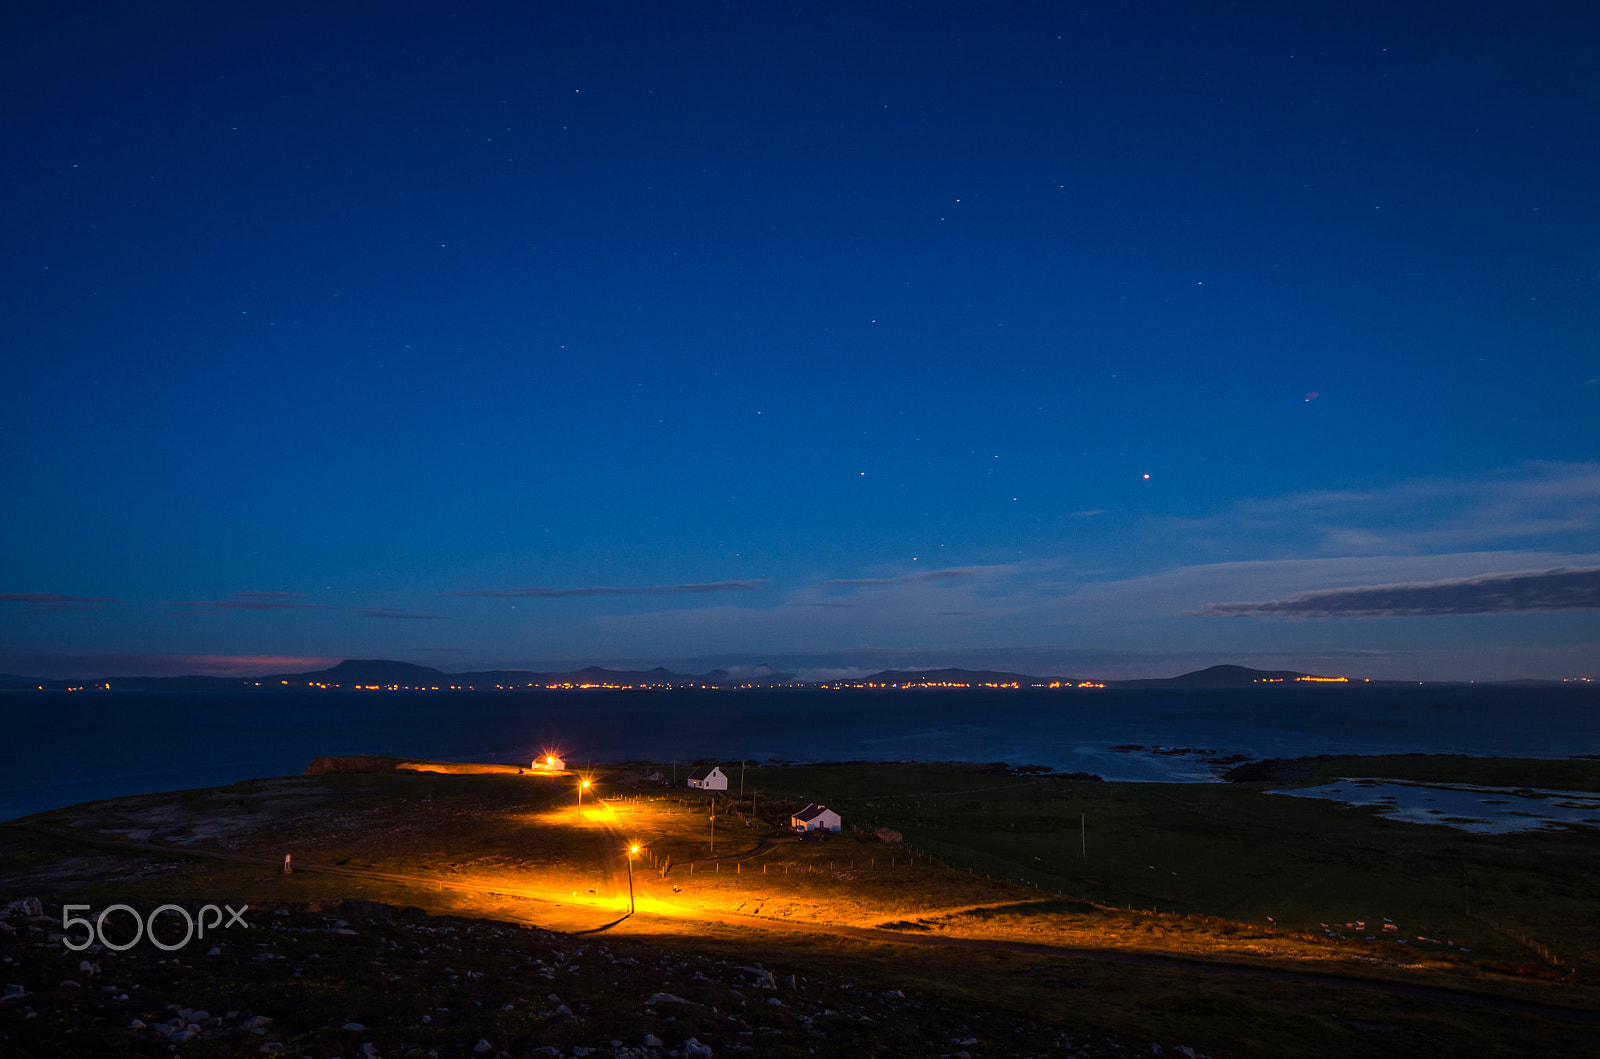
626, 844, 640, 915
578, 777, 591, 806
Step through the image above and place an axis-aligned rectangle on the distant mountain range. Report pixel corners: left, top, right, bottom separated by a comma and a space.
0, 659, 1388, 691
1108, 664, 1344, 687
842, 668, 1041, 687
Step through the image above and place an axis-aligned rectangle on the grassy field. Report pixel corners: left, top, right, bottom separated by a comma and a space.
743, 760, 1600, 976
2, 757, 1598, 1058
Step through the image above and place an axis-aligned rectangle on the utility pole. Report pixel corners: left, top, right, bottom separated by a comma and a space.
710, 810, 716, 854
740, 760, 746, 800
1081, 813, 1086, 859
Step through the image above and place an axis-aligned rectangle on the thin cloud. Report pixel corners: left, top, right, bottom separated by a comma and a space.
819, 569, 975, 588
1195, 566, 1600, 618
361, 608, 448, 620
166, 591, 333, 612
0, 653, 336, 679
0, 592, 117, 611
1071, 509, 1107, 518
443, 581, 765, 599
1165, 461, 1600, 558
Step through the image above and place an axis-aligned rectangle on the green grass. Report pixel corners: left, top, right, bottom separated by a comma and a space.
744, 760, 1600, 975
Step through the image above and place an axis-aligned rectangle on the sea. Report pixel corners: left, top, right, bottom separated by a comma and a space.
2, 683, 1598, 822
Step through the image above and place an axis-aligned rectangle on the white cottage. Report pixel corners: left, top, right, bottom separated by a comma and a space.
686, 765, 728, 791
791, 803, 842, 832
531, 753, 566, 771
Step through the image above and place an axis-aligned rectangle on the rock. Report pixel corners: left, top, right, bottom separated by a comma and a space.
363, 1044, 379, 1057
4, 984, 25, 998
342, 1022, 366, 1031
766, 997, 782, 1006
648, 992, 691, 1005
207, 946, 222, 956
548, 992, 563, 1003
644, 1033, 665, 1046
1, 898, 42, 917
1177, 1049, 1196, 1058
128, 1018, 146, 1028
573, 1048, 591, 1057
683, 1038, 714, 1058
59, 980, 81, 988
250, 1015, 274, 1028
77, 961, 98, 977
473, 1041, 492, 1054
555, 1004, 572, 1015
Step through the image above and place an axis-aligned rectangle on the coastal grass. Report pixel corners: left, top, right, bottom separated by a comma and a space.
744, 761, 1600, 976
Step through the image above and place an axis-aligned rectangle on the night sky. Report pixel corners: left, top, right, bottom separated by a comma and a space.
3, 2, 1597, 681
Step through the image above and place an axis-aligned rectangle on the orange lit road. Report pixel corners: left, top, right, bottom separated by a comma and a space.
22, 817, 1600, 1024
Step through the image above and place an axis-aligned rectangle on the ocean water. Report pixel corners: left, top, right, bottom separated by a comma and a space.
2, 683, 1597, 822
1271, 780, 1600, 833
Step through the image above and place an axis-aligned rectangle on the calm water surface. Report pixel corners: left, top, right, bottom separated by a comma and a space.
2, 684, 1597, 821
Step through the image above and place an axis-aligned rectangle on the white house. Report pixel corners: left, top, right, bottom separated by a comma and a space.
531, 753, 566, 771
791, 804, 842, 832
686, 765, 728, 791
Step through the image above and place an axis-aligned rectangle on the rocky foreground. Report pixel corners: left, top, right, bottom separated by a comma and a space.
0, 897, 1205, 1059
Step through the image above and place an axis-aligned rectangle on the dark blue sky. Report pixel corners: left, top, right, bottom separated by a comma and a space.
3, 1, 1597, 680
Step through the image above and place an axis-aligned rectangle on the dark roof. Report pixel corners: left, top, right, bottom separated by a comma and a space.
792, 803, 834, 822
687, 765, 720, 780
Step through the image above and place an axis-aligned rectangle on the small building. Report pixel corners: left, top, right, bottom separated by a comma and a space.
791, 804, 842, 832
531, 753, 566, 771
686, 765, 728, 791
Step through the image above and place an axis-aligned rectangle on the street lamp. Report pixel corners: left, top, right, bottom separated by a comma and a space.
626, 844, 640, 915
577, 776, 591, 806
